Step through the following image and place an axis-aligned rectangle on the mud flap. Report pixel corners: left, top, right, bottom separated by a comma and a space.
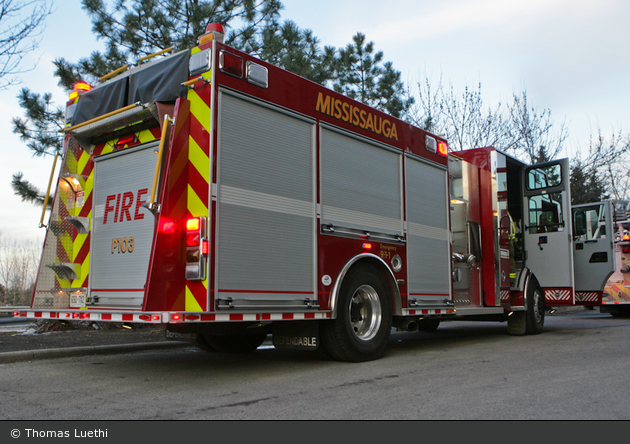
507, 311, 527, 335
272, 321, 319, 351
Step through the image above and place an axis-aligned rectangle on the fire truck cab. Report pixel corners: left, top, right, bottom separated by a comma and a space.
451, 148, 616, 335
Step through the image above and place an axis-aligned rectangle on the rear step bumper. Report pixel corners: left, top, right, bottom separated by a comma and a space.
13, 309, 331, 324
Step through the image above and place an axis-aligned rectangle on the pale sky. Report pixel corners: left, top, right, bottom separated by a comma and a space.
1, 0, 629, 244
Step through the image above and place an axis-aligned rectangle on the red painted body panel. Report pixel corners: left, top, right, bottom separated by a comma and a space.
144, 98, 191, 311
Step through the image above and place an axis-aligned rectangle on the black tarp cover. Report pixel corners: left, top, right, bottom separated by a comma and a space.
71, 50, 190, 126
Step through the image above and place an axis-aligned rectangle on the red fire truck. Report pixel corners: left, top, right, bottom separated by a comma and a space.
599, 200, 630, 316
16, 24, 616, 361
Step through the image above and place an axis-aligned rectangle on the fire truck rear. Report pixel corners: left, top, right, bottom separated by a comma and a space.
16, 24, 616, 361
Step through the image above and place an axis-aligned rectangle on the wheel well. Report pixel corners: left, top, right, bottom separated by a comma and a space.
329, 254, 401, 319
524, 272, 543, 311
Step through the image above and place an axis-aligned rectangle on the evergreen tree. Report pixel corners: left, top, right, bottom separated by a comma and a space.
62, 0, 284, 86
333, 33, 413, 119
532, 145, 552, 164
11, 87, 64, 207
238, 19, 337, 85
11, 1, 413, 205
570, 161, 608, 205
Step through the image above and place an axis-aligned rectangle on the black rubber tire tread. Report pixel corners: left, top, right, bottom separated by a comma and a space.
321, 265, 392, 362
525, 276, 545, 334
417, 319, 440, 332
202, 334, 267, 353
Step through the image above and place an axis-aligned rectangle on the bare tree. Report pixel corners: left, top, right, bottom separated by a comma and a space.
576, 128, 630, 200
503, 91, 569, 164
0, 234, 41, 306
410, 77, 568, 164
0, 0, 51, 89
436, 82, 507, 152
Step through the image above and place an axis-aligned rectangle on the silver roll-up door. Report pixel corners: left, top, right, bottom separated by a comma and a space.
216, 90, 316, 310
405, 154, 451, 301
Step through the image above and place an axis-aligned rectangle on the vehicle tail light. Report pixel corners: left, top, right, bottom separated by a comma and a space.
115, 134, 139, 149
160, 219, 175, 234
185, 216, 208, 280
219, 50, 243, 78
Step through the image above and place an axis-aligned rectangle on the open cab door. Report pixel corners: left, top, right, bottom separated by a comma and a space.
522, 159, 575, 305
572, 201, 615, 303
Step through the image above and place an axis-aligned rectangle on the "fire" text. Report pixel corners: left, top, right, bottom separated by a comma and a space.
104, 188, 148, 224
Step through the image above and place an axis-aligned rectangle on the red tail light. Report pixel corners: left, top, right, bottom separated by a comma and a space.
219, 51, 243, 78
186, 233, 200, 247
160, 219, 175, 234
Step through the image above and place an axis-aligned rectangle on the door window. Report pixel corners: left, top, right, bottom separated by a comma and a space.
573, 204, 607, 241
528, 193, 564, 234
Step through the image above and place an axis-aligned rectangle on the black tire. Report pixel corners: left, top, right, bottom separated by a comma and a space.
417, 318, 440, 332
195, 334, 217, 352
525, 277, 545, 334
201, 334, 267, 353
321, 265, 392, 362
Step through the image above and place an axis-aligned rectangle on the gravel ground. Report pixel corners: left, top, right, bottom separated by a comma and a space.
0, 320, 172, 353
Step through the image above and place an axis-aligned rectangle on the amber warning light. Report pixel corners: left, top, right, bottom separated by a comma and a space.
438, 141, 448, 157
69, 82, 92, 100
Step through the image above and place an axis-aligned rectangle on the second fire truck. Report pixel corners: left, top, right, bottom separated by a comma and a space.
16, 24, 616, 361
598, 200, 630, 316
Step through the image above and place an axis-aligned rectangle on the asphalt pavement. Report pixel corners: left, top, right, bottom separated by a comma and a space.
0, 307, 589, 364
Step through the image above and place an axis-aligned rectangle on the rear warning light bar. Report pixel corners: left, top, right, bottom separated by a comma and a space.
14, 309, 332, 324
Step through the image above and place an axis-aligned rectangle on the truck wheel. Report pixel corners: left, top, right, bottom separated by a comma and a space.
321, 265, 392, 362
201, 334, 267, 353
526, 279, 545, 334
195, 334, 217, 352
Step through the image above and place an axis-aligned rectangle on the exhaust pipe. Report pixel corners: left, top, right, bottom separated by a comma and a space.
396, 318, 419, 332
